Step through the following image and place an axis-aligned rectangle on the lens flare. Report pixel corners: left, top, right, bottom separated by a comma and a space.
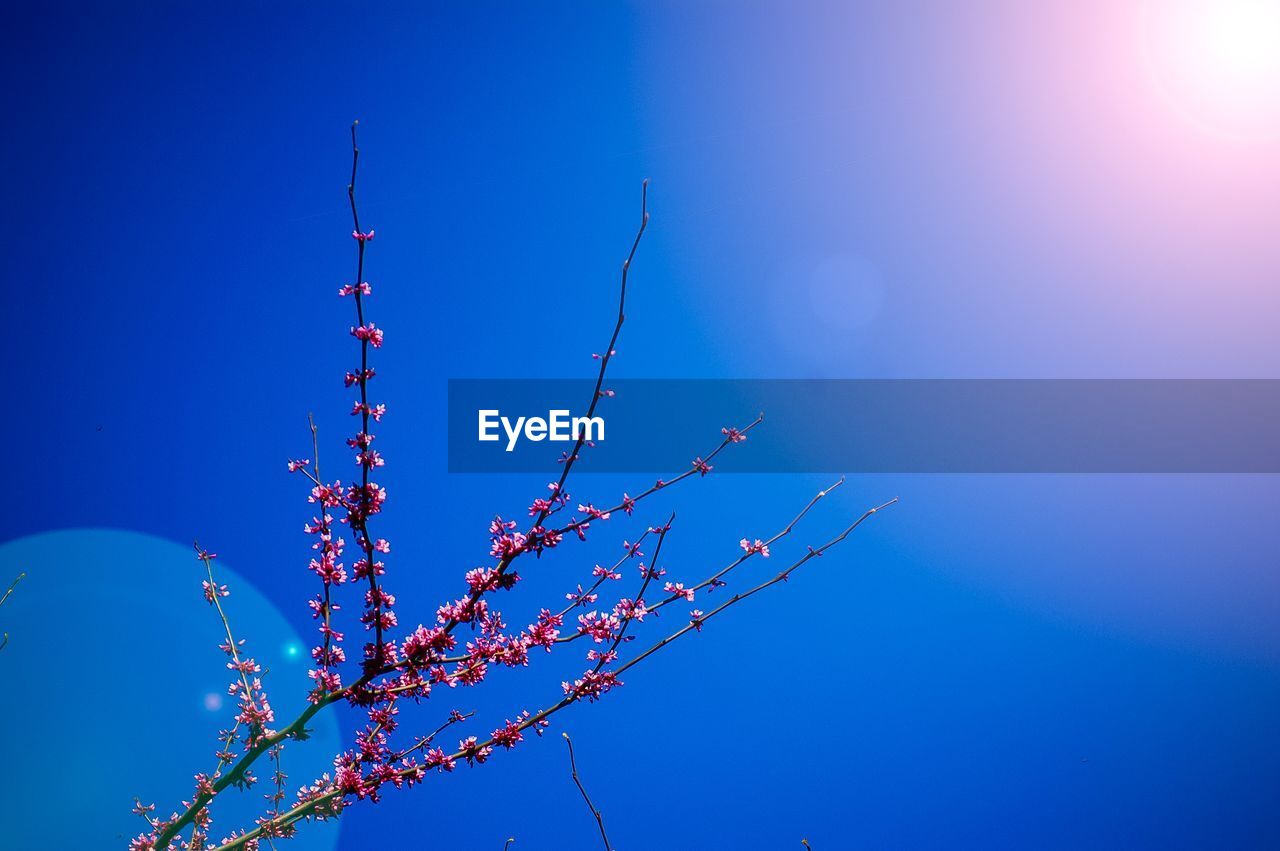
1144, 0, 1280, 138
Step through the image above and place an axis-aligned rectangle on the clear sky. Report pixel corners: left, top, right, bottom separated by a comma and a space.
2, 2, 1279, 849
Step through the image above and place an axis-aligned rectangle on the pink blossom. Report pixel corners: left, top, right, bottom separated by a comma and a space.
591, 564, 621, 581
344, 371, 376, 389
613, 597, 648, 623
577, 610, 621, 643
356, 449, 385, 468
490, 530, 527, 560
350, 324, 384, 348
202, 580, 230, 603
663, 581, 694, 602
561, 670, 622, 702
424, 748, 456, 772
457, 736, 493, 765
524, 609, 563, 651
565, 584, 598, 607
578, 503, 610, 521
491, 712, 531, 749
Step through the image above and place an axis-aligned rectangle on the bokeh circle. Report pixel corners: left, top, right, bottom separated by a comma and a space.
0, 529, 341, 849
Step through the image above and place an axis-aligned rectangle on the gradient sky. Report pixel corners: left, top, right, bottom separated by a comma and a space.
3, 2, 1279, 849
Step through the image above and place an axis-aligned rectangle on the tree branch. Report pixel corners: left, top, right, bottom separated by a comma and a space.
564, 733, 612, 851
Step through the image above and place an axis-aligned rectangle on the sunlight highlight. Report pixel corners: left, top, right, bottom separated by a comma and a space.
1144, 0, 1280, 138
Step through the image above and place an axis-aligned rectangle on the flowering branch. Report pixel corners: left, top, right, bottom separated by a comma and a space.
563, 733, 612, 851
344, 121, 393, 675
193, 492, 894, 851
130, 130, 896, 851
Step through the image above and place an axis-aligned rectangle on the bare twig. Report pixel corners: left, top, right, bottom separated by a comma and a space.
564, 733, 612, 851
392, 709, 476, 762
0, 571, 23, 652
616, 498, 899, 676
439, 180, 651, 638
546, 477, 848, 656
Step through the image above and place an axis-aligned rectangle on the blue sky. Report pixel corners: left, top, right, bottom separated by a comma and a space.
2, 2, 1279, 849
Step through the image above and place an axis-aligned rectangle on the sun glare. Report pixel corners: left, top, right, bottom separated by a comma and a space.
1144, 0, 1280, 138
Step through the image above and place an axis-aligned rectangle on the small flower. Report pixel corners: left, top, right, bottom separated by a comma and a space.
663, 581, 694, 602
351, 324, 384, 348
202, 580, 230, 604
591, 564, 621, 581
578, 503, 610, 521
458, 736, 493, 765
352, 229, 375, 241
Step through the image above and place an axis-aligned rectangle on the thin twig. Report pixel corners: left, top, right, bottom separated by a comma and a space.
616, 498, 899, 677
0, 572, 23, 608
440, 180, 650, 637
195, 545, 257, 712
564, 733, 612, 851
552, 477, 847, 656
392, 709, 476, 762
0, 571, 22, 652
